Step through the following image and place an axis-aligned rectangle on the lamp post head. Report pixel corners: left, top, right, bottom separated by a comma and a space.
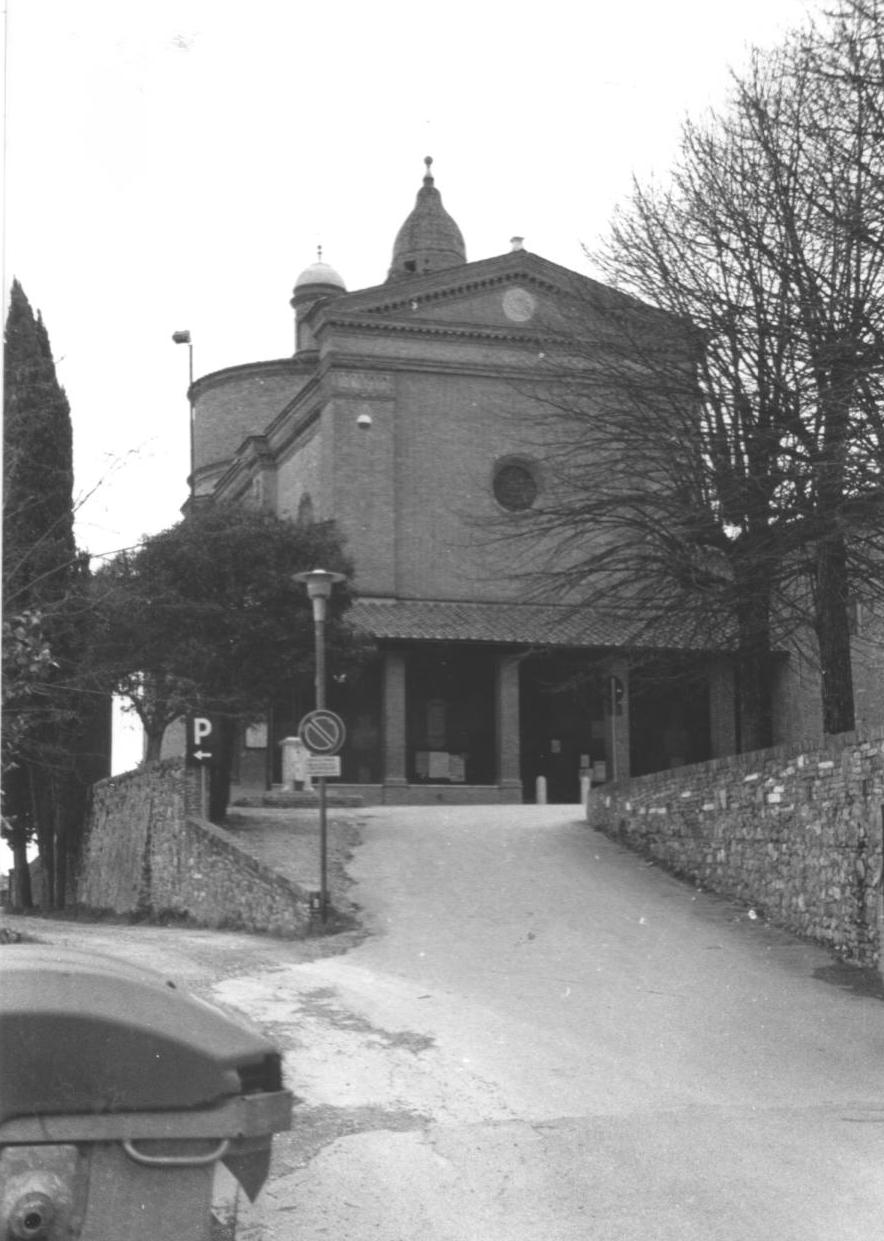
293, 568, 346, 620
172, 330, 192, 345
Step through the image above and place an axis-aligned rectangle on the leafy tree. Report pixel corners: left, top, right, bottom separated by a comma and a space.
93, 505, 368, 821
2, 281, 105, 908
519, 3, 884, 746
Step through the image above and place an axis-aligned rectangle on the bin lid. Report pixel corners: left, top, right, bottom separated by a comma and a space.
0, 947, 283, 1123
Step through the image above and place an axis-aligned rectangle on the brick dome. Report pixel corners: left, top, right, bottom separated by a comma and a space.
386, 157, 466, 283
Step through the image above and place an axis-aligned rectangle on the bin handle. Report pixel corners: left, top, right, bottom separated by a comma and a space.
122, 1138, 231, 1168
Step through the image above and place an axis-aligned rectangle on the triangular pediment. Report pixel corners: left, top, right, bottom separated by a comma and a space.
322, 250, 617, 336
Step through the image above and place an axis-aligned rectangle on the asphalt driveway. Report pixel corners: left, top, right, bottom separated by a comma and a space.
4, 804, 883, 1240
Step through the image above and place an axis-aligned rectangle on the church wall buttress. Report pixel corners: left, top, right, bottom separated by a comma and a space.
323, 373, 398, 597
276, 423, 322, 523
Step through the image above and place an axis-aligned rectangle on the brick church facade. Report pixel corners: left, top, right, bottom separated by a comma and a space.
188, 161, 882, 803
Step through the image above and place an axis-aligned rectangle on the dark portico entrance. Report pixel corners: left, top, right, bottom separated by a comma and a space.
405, 646, 496, 787
520, 655, 607, 803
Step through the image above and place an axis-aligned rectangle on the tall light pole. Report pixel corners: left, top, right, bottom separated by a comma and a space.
293, 568, 345, 921
172, 330, 194, 503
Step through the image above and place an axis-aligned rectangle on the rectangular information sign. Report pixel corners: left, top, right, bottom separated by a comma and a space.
306, 755, 341, 778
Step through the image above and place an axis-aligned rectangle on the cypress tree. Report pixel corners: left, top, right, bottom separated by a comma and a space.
2, 281, 105, 908
4, 280, 76, 605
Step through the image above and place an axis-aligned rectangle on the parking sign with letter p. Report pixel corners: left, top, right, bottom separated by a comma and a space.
187, 715, 216, 766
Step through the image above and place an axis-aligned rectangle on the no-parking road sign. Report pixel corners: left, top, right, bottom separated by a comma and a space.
298, 709, 346, 755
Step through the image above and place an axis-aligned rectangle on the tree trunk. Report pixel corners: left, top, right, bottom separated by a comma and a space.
55, 837, 68, 910
733, 554, 774, 752
9, 826, 33, 911
815, 534, 855, 735
736, 655, 773, 752
54, 780, 78, 911
144, 729, 164, 762
29, 764, 55, 910
56, 770, 91, 911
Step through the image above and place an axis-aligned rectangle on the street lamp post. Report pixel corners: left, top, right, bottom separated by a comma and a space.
172, 330, 195, 503
293, 568, 345, 922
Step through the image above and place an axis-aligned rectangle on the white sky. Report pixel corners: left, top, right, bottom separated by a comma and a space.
4, 0, 817, 560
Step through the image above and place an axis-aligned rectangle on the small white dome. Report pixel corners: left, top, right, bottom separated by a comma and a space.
293, 260, 346, 293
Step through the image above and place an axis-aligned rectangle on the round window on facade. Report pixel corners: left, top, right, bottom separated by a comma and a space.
492, 459, 539, 511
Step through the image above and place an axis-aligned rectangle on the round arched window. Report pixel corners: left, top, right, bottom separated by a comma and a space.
493, 459, 539, 511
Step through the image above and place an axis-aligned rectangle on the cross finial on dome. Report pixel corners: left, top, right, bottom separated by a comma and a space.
424, 155, 434, 184
317, 244, 323, 262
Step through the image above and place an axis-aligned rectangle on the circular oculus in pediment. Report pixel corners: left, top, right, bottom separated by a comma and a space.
493, 459, 539, 511
502, 286, 536, 322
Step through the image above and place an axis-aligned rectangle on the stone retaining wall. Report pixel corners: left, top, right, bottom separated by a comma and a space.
76, 761, 310, 935
587, 729, 884, 965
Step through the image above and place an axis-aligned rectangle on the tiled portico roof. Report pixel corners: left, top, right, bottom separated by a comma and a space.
349, 598, 670, 649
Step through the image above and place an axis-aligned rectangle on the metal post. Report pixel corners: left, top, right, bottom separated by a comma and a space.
293, 569, 344, 928
610, 676, 617, 784
187, 343, 194, 503
879, 804, 884, 983
172, 331, 195, 504
315, 608, 328, 922
314, 613, 326, 711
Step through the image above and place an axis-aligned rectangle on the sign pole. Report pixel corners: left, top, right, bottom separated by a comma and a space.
187, 715, 216, 818
293, 569, 346, 927
610, 676, 617, 784
298, 711, 346, 924
315, 602, 329, 922
319, 778, 328, 921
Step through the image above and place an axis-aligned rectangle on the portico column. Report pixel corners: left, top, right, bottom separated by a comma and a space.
496, 654, 523, 799
605, 659, 630, 783
382, 650, 408, 788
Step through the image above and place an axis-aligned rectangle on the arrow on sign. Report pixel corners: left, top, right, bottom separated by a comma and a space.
186, 714, 219, 768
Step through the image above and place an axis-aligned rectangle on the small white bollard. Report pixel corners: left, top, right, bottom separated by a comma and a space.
580, 774, 591, 809
535, 775, 547, 805
280, 736, 313, 791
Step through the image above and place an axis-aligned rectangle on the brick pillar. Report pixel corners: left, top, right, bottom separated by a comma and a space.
496, 654, 524, 799
382, 650, 408, 788
708, 658, 737, 757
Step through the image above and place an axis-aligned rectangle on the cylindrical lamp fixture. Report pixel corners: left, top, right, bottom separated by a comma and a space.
294, 569, 346, 624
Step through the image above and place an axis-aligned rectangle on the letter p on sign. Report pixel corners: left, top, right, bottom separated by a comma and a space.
187, 715, 216, 766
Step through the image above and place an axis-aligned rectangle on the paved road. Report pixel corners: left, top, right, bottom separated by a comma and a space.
223, 803, 884, 1240
8, 805, 884, 1239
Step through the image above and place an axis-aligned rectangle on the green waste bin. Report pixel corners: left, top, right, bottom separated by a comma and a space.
0, 946, 293, 1240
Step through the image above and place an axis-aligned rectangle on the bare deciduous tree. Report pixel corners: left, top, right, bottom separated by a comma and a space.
517, 3, 884, 744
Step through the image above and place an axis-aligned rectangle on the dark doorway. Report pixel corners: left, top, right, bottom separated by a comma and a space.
405, 646, 495, 785
520, 656, 604, 803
